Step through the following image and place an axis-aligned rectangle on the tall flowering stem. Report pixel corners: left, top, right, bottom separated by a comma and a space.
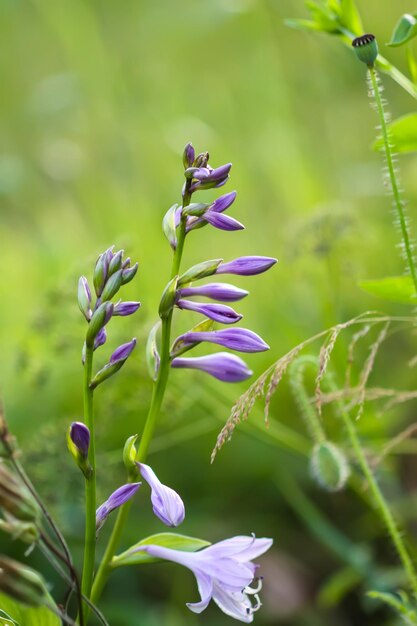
80, 345, 96, 611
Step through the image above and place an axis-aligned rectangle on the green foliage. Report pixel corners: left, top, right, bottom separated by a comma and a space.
373, 114, 417, 153
367, 590, 417, 624
112, 533, 211, 568
358, 276, 416, 303
388, 13, 417, 47
0, 594, 60, 626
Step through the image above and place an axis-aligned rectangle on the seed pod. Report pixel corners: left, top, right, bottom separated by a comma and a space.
352, 33, 378, 67
310, 441, 350, 492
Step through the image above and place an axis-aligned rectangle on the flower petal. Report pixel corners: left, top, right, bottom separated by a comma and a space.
138, 463, 185, 527
186, 571, 213, 614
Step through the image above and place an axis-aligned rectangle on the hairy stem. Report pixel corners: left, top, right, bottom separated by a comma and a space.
90, 183, 191, 607
368, 67, 417, 296
80, 346, 96, 620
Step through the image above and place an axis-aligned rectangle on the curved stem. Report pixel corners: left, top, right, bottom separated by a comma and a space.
80, 346, 96, 619
368, 67, 417, 296
90, 184, 191, 607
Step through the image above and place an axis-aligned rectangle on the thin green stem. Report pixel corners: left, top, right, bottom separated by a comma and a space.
333, 389, 417, 596
289, 356, 326, 444
369, 67, 417, 297
80, 346, 96, 619
91, 183, 191, 607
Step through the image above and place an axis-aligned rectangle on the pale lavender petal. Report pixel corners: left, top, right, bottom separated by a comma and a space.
178, 328, 269, 353
69, 422, 90, 458
96, 483, 141, 531
187, 572, 213, 614
113, 301, 141, 316
178, 283, 248, 302
217, 256, 277, 276
207, 536, 273, 562
176, 299, 242, 325
109, 338, 137, 364
204, 212, 244, 231
212, 584, 254, 623
138, 463, 185, 527
171, 352, 252, 382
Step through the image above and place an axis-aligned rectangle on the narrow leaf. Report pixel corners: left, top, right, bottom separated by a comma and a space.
388, 13, 417, 47
112, 533, 210, 568
340, 0, 363, 34
359, 276, 416, 304
0, 593, 60, 625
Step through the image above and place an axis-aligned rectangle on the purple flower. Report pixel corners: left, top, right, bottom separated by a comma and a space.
94, 327, 107, 350
203, 211, 244, 232
69, 422, 90, 459
110, 338, 137, 364
217, 257, 277, 276
210, 191, 237, 213
171, 352, 252, 382
178, 283, 248, 302
193, 164, 232, 182
96, 483, 141, 532
177, 299, 242, 325
78, 276, 92, 320
131, 535, 272, 622
176, 328, 269, 353
113, 301, 141, 316
183, 143, 195, 168
138, 463, 185, 527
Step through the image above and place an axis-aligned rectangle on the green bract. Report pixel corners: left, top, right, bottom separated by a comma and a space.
112, 533, 211, 568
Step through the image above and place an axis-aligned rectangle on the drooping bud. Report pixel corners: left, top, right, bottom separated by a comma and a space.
101, 268, 123, 301
67, 422, 92, 479
352, 33, 378, 68
178, 259, 223, 287
159, 276, 179, 320
90, 338, 137, 389
96, 483, 141, 533
123, 435, 139, 479
0, 465, 40, 523
138, 462, 185, 527
78, 276, 92, 321
183, 143, 195, 169
310, 441, 350, 492
0, 557, 51, 607
113, 301, 141, 316
86, 302, 113, 347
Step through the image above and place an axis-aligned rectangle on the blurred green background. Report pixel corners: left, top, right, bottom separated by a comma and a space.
2, 0, 417, 624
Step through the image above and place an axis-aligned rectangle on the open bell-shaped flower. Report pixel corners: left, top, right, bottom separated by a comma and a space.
130, 534, 272, 623
137, 463, 185, 527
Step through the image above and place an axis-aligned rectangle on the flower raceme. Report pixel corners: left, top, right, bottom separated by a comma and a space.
131, 534, 273, 623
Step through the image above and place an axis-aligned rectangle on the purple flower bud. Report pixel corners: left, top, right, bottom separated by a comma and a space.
138, 463, 185, 527
177, 299, 242, 325
122, 262, 139, 285
183, 143, 195, 169
69, 422, 90, 459
193, 163, 232, 182
113, 301, 141, 316
96, 483, 141, 532
93, 253, 110, 297
178, 283, 248, 302
176, 328, 269, 353
122, 256, 131, 269
203, 211, 244, 231
108, 249, 124, 275
78, 276, 92, 321
101, 268, 123, 301
217, 256, 278, 276
110, 338, 137, 364
86, 301, 113, 347
171, 352, 252, 382
94, 327, 107, 350
210, 191, 237, 213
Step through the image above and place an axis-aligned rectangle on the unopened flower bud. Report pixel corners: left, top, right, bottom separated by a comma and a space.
113, 301, 141, 316
78, 276, 92, 321
352, 33, 378, 67
67, 422, 92, 478
86, 301, 113, 347
90, 338, 137, 389
101, 269, 123, 301
310, 441, 350, 492
121, 262, 139, 285
178, 259, 223, 287
93, 252, 110, 297
123, 434, 139, 479
0, 557, 50, 607
108, 249, 124, 276
194, 152, 209, 168
183, 143, 195, 169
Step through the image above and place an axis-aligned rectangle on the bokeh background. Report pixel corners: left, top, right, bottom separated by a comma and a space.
2, 0, 417, 624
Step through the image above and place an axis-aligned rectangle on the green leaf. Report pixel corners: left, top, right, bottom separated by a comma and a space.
170, 317, 215, 357
284, 18, 323, 32
388, 13, 417, 47
339, 0, 363, 34
112, 532, 211, 568
358, 276, 416, 304
0, 594, 60, 626
374, 113, 417, 153
146, 321, 161, 381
